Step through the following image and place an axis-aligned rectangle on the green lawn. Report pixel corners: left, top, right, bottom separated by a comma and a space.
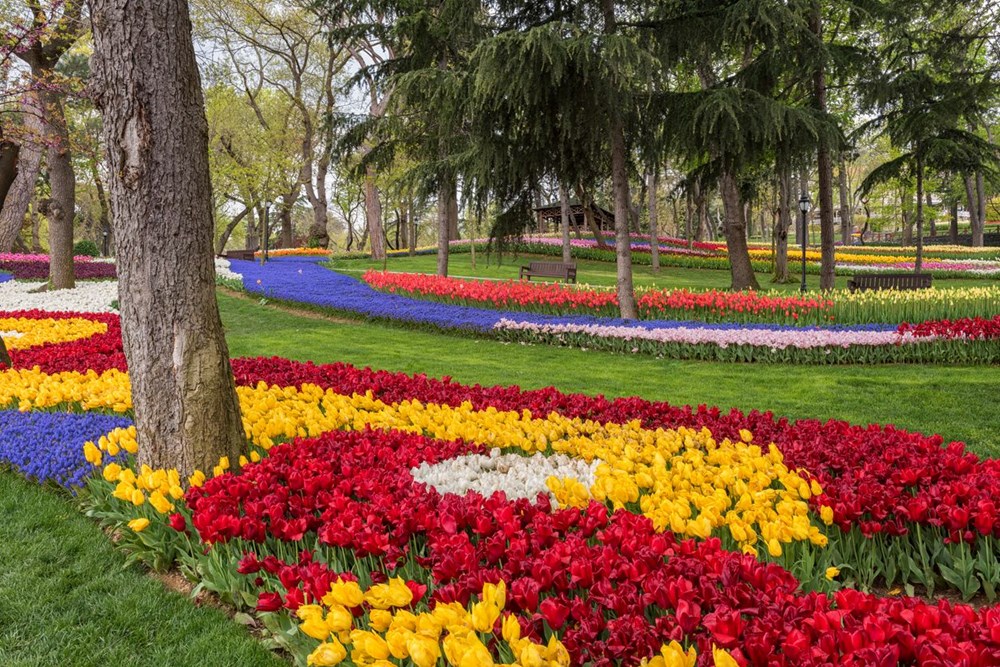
219, 292, 1000, 458
0, 472, 285, 667
330, 251, 999, 292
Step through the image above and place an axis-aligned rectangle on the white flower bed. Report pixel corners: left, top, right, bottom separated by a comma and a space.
215, 257, 244, 281
410, 448, 599, 502
0, 280, 119, 313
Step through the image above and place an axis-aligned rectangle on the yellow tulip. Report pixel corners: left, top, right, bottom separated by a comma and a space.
323, 579, 365, 608
127, 517, 149, 532
712, 646, 740, 667
307, 639, 347, 666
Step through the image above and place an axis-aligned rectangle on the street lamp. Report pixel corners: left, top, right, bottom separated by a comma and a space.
799, 192, 811, 293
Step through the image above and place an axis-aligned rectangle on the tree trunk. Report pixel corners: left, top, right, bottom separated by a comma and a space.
719, 171, 760, 290
974, 170, 986, 247
811, 7, 835, 291
91, 0, 246, 476
0, 140, 18, 209
685, 191, 693, 248
448, 191, 459, 241
0, 96, 44, 252
648, 171, 660, 273
915, 150, 924, 272
838, 154, 851, 244
575, 185, 608, 248
408, 202, 417, 255
366, 165, 385, 260
609, 118, 638, 319
774, 170, 792, 283
436, 178, 452, 276
950, 201, 959, 244
215, 207, 249, 255
559, 183, 572, 264
42, 87, 76, 290
29, 206, 42, 253
901, 199, 912, 245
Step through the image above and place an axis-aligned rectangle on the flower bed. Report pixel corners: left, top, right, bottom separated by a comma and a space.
0, 255, 117, 280
4, 309, 1000, 663
363, 271, 1000, 326
228, 258, 1000, 364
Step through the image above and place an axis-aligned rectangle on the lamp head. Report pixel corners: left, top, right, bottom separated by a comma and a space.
798, 192, 812, 213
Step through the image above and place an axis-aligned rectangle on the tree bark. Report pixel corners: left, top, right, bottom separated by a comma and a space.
365, 165, 385, 260
647, 171, 660, 273
719, 171, 760, 290
0, 96, 44, 252
559, 183, 572, 264
91, 0, 246, 476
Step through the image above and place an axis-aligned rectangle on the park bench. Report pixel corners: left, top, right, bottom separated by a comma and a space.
847, 272, 933, 292
223, 249, 257, 261
519, 261, 577, 283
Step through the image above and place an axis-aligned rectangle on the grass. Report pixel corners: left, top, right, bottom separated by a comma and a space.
219, 292, 1000, 458
0, 472, 285, 667
329, 251, 999, 292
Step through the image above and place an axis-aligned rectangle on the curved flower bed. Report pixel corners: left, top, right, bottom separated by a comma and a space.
4, 309, 1000, 663
231, 258, 1000, 364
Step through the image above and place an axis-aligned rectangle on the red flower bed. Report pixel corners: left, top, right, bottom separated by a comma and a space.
899, 315, 1000, 340
363, 271, 836, 323
187, 427, 1000, 666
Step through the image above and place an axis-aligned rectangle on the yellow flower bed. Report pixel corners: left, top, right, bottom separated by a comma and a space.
0, 316, 107, 350
0, 368, 131, 412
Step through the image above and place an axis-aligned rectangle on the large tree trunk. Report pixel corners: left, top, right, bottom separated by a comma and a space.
719, 171, 760, 290
609, 118, 638, 319
647, 171, 660, 273
0, 96, 44, 252
365, 165, 385, 260
42, 88, 76, 289
91, 0, 246, 476
559, 183, 572, 264
838, 154, 851, 244
811, 7, 835, 291
575, 185, 608, 248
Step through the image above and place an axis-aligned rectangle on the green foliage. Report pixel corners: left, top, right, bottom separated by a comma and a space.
72, 239, 100, 257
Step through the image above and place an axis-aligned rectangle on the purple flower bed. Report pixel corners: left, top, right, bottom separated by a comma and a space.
0, 272, 10, 284
0, 410, 132, 488
0, 259, 117, 280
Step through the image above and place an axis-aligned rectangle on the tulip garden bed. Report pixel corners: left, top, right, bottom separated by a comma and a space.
2, 302, 1000, 665
0, 252, 118, 280
228, 256, 1000, 365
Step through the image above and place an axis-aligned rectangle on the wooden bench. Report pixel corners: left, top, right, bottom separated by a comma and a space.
519, 261, 577, 283
223, 249, 257, 261
847, 272, 933, 292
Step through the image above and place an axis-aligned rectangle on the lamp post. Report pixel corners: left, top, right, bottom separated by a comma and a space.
799, 191, 811, 293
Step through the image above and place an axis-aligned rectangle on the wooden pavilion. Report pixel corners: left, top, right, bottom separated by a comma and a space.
532, 201, 615, 234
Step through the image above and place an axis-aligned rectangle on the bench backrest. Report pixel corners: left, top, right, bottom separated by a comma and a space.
528, 261, 576, 276
851, 273, 932, 290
